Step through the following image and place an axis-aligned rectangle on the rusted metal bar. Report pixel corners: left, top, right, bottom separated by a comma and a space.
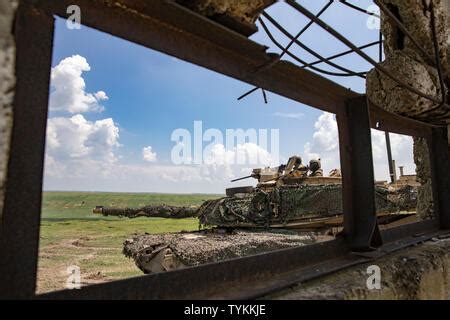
261, 88, 268, 104
428, 127, 450, 229
37, 238, 351, 299
385, 132, 396, 183
379, 30, 383, 62
29, 0, 359, 113
415, 2, 449, 117
339, 0, 380, 18
237, 86, 259, 100
256, 0, 333, 74
5, 0, 447, 301
337, 96, 381, 251
36, 226, 444, 299
258, 17, 364, 78
262, 12, 367, 79
379, 29, 396, 184
344, 0, 437, 70
238, 0, 334, 101
0, 4, 54, 299
301, 41, 380, 69
286, 0, 441, 104
37, 225, 445, 299
381, 220, 439, 243
368, 100, 434, 138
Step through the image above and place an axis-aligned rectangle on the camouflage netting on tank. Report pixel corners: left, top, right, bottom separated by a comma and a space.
277, 185, 344, 222
386, 185, 418, 212
97, 205, 198, 219
123, 229, 315, 270
198, 184, 418, 227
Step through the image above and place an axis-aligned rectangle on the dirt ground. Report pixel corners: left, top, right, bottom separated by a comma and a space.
36, 217, 201, 294
36, 191, 215, 294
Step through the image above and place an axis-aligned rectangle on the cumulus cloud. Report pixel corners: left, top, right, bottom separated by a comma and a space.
142, 146, 157, 162
203, 142, 275, 167
303, 112, 415, 181
44, 141, 278, 193
49, 55, 108, 113
45, 55, 122, 182
273, 112, 305, 120
370, 130, 415, 180
46, 114, 120, 165
304, 112, 340, 173
200, 142, 278, 182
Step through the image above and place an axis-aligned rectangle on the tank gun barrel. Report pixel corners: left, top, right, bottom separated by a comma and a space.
92, 205, 198, 219
230, 174, 257, 182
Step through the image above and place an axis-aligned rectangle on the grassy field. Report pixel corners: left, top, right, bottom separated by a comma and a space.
37, 191, 221, 294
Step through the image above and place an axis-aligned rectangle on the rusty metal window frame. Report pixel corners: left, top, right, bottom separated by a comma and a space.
0, 0, 449, 299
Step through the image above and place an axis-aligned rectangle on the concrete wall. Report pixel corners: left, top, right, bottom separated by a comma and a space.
445, 0, 450, 26
267, 238, 450, 300
0, 1, 17, 228
446, 0, 450, 146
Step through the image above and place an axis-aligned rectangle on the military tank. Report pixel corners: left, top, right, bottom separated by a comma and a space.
197, 156, 417, 230
109, 156, 418, 274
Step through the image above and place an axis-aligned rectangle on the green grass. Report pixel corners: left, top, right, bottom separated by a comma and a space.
41, 191, 220, 220
37, 191, 221, 294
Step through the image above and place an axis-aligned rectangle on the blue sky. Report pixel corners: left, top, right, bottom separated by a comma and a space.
43, 0, 415, 193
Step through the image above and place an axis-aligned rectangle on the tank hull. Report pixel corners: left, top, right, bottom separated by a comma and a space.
198, 183, 417, 229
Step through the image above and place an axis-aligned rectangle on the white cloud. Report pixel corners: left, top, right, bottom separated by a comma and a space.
304, 112, 340, 173
44, 55, 285, 193
273, 112, 305, 120
94, 91, 108, 101
45, 55, 121, 181
303, 112, 415, 181
142, 146, 157, 162
44, 141, 279, 193
46, 114, 120, 165
204, 142, 275, 167
370, 130, 415, 180
200, 142, 278, 182
44, 109, 416, 193
49, 55, 108, 113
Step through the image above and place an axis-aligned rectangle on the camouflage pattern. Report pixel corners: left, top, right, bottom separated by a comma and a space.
93, 205, 198, 218
123, 229, 316, 273
197, 183, 417, 228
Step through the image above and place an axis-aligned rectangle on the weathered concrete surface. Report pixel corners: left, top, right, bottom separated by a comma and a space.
366, 0, 449, 121
445, 0, 450, 33
176, 0, 275, 25
367, 0, 450, 221
266, 237, 450, 300
0, 1, 17, 227
381, 0, 448, 69
413, 137, 434, 219
367, 51, 442, 118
